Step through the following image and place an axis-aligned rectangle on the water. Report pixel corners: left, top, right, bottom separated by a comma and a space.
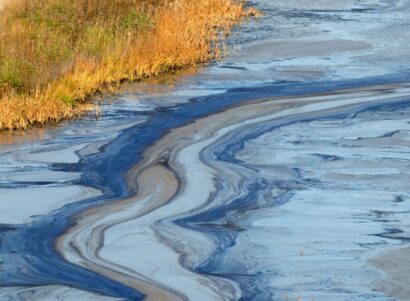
1, 0, 410, 300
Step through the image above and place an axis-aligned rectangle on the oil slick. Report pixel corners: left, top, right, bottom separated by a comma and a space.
1, 0, 410, 301
57, 83, 410, 301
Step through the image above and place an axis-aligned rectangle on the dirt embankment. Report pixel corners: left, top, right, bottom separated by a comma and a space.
0, 0, 253, 131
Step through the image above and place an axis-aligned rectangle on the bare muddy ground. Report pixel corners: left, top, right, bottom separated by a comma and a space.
1, 1, 410, 300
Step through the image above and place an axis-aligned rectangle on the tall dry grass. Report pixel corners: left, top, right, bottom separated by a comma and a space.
0, 0, 250, 130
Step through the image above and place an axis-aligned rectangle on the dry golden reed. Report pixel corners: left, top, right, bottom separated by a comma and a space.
0, 0, 248, 130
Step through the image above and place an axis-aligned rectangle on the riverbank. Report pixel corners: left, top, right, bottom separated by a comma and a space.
0, 0, 251, 130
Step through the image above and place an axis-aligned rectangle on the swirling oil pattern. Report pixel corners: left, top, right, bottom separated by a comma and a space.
1, 0, 410, 301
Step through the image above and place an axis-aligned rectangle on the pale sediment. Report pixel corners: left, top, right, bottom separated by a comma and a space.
0, 286, 122, 301
371, 247, 410, 301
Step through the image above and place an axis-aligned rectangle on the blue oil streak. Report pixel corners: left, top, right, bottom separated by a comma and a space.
1, 72, 410, 300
